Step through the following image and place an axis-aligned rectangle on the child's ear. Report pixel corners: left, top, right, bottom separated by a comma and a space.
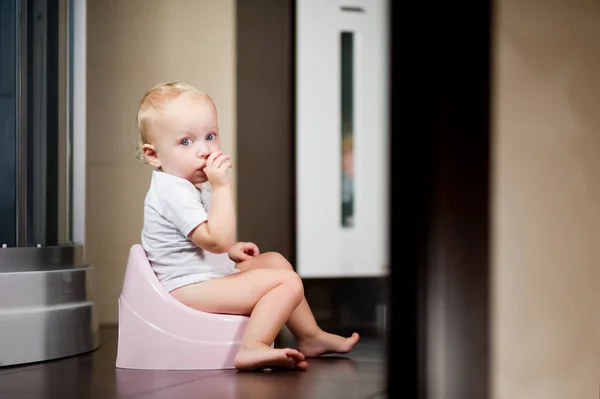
142, 144, 161, 169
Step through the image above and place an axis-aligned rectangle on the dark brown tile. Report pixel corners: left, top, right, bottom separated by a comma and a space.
137, 370, 383, 399
115, 369, 233, 398
0, 358, 232, 399
137, 356, 384, 399
0, 327, 386, 399
303, 357, 384, 383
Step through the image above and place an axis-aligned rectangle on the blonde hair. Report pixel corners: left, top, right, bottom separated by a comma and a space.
342, 135, 353, 152
135, 81, 212, 162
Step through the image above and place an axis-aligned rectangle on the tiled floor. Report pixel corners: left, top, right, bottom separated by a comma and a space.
0, 327, 387, 399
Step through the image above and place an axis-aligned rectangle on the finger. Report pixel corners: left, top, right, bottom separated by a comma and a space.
211, 154, 222, 168
218, 161, 232, 170
234, 251, 249, 261
209, 151, 222, 163
215, 154, 231, 169
245, 242, 259, 254
218, 155, 231, 167
207, 151, 222, 167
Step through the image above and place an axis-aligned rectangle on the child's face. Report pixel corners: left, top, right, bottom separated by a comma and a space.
342, 148, 353, 177
143, 94, 221, 186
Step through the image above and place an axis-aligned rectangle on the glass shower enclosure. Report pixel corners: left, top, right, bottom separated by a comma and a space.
0, 0, 99, 366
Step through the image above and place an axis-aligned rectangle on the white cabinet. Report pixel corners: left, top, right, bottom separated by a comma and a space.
295, 0, 389, 277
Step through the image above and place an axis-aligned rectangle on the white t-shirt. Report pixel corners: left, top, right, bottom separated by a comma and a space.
141, 170, 239, 292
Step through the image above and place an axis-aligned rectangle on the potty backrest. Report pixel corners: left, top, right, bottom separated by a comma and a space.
121, 244, 170, 301
119, 244, 249, 342
120, 244, 197, 319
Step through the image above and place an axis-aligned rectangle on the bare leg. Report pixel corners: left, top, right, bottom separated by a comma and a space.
170, 268, 308, 371
236, 252, 360, 357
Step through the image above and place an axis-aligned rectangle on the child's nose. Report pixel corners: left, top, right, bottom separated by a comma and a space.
196, 143, 209, 158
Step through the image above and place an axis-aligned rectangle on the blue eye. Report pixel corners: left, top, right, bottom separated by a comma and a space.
206, 133, 214, 141
181, 138, 192, 146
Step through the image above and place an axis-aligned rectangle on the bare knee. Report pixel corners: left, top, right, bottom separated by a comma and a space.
262, 252, 293, 271
279, 269, 304, 303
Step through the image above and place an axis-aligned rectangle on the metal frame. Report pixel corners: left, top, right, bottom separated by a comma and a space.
0, 244, 84, 272
15, 0, 28, 247
71, 0, 86, 251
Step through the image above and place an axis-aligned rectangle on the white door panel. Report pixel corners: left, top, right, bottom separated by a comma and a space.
296, 0, 389, 277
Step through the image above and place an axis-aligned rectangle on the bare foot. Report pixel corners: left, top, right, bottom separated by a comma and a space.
297, 331, 360, 358
234, 344, 308, 371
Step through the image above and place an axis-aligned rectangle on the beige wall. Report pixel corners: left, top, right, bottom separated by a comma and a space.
87, 0, 236, 324
84, 1, 600, 393
492, 0, 600, 397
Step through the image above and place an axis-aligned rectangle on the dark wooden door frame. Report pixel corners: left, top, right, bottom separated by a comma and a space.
237, 1, 492, 398
388, 0, 492, 398
236, 0, 296, 263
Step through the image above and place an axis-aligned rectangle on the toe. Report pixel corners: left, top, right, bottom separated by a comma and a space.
283, 348, 295, 356
284, 348, 303, 359
296, 361, 309, 370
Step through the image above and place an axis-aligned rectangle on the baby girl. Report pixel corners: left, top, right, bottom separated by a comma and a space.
137, 81, 359, 371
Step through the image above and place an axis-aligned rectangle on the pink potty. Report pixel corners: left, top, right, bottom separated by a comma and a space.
116, 244, 252, 370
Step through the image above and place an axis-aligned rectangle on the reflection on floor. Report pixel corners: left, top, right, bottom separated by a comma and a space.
0, 327, 387, 399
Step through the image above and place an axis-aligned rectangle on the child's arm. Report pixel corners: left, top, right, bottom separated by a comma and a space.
188, 183, 236, 253
188, 151, 236, 253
